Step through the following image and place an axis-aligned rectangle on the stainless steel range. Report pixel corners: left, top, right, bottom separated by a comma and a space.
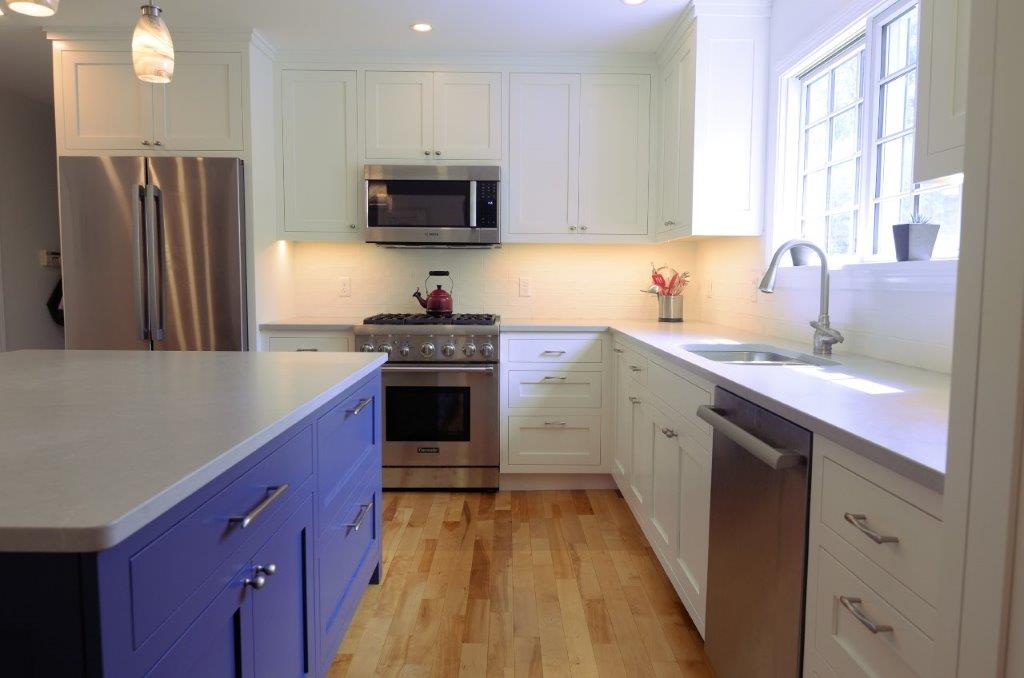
355, 313, 500, 491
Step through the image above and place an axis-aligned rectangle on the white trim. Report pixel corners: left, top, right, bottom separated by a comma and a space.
498, 473, 617, 491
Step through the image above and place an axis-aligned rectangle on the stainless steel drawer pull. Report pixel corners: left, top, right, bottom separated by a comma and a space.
348, 397, 372, 416
661, 427, 678, 438
542, 375, 567, 381
697, 405, 805, 470
541, 350, 567, 356
840, 596, 893, 634
629, 365, 642, 372
231, 484, 289, 529
629, 396, 641, 405
843, 513, 900, 544
613, 348, 625, 354
544, 421, 567, 427
346, 501, 374, 531
295, 347, 319, 352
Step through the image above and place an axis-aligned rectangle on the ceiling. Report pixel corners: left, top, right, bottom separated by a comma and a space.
0, 0, 690, 105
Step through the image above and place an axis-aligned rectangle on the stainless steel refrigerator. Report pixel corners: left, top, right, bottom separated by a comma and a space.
58, 156, 247, 351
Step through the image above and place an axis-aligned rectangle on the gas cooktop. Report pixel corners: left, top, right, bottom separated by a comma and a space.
362, 313, 498, 326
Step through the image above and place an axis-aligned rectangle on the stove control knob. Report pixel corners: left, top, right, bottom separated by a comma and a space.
360, 342, 376, 353
399, 344, 411, 357
419, 341, 435, 357
441, 342, 457, 358
377, 343, 393, 355
480, 342, 495, 359
463, 342, 477, 357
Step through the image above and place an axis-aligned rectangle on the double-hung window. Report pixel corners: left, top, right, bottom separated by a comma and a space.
786, 0, 962, 262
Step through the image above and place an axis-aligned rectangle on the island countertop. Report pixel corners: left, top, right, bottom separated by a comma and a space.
0, 350, 386, 553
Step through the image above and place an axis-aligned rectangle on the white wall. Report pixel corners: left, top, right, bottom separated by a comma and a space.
287, 241, 699, 322
0, 89, 64, 351
693, 0, 957, 373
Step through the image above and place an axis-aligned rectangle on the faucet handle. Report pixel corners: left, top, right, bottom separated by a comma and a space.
810, 320, 845, 344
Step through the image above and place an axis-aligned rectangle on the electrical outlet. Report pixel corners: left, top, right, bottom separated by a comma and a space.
339, 276, 351, 297
519, 277, 532, 297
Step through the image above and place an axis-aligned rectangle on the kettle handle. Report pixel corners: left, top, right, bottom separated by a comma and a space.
425, 271, 454, 294
428, 270, 449, 276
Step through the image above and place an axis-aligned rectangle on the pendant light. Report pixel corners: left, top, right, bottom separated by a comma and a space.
6, 0, 59, 17
132, 4, 174, 84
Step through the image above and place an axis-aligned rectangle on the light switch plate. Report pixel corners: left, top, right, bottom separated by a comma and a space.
519, 277, 532, 297
339, 276, 352, 297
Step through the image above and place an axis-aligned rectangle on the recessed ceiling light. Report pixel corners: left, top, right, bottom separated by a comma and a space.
621, 0, 648, 5
411, 22, 433, 32
6, 0, 59, 17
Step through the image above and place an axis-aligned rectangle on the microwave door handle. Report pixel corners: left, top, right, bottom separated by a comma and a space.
364, 180, 370, 230
469, 180, 477, 228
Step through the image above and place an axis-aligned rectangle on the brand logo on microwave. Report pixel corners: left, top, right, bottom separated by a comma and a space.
417, 446, 440, 454
423, 231, 440, 237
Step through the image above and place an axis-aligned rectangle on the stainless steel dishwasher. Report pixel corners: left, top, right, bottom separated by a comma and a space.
697, 388, 812, 678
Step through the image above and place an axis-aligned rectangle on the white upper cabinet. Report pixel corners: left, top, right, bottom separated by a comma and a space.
914, 0, 970, 181
56, 49, 244, 153
280, 70, 359, 237
579, 74, 651, 236
364, 70, 500, 160
60, 51, 154, 151
433, 72, 501, 160
364, 71, 434, 159
508, 73, 581, 236
154, 52, 244, 151
657, 10, 768, 239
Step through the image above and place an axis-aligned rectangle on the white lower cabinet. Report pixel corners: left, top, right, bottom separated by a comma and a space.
507, 415, 602, 466
261, 329, 353, 353
507, 370, 602, 409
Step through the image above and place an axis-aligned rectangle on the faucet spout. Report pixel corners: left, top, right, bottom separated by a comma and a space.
759, 240, 844, 356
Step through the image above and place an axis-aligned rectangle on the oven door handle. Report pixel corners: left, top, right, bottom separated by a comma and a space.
381, 365, 496, 375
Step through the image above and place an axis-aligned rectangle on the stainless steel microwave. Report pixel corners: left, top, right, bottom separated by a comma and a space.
364, 165, 500, 247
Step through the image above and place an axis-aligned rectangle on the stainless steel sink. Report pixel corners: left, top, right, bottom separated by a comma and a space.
682, 344, 838, 367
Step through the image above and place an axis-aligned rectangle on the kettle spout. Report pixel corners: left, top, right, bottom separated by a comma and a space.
412, 288, 428, 309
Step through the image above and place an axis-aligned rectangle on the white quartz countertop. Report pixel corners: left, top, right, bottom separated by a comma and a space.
258, 317, 361, 331
504, 319, 950, 492
0, 350, 386, 553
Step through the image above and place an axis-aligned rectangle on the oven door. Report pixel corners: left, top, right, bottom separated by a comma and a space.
381, 364, 499, 483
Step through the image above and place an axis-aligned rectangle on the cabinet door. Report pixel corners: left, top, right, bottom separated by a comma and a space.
579, 74, 650, 236
914, 0, 970, 181
154, 52, 244, 151
676, 432, 710, 622
252, 496, 315, 678
281, 70, 359, 235
658, 55, 682, 234
59, 51, 153, 151
433, 72, 501, 160
663, 37, 697, 236
507, 414, 601, 466
648, 406, 681, 557
508, 73, 581, 236
629, 399, 654, 508
613, 351, 637, 482
147, 568, 254, 678
364, 71, 434, 159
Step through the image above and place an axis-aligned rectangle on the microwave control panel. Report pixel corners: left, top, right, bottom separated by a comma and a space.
476, 181, 499, 228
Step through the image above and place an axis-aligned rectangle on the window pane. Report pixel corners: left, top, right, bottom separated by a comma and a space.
833, 55, 861, 109
805, 122, 828, 169
877, 134, 915, 196
918, 184, 963, 258
830, 107, 859, 161
880, 71, 917, 137
806, 74, 830, 123
803, 169, 827, 217
882, 9, 918, 76
829, 160, 858, 210
828, 211, 856, 255
803, 216, 826, 244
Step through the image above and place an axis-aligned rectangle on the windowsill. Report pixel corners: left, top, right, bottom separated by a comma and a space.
773, 258, 958, 293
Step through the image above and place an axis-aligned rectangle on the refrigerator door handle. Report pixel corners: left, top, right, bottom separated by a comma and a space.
143, 184, 166, 341
133, 185, 149, 340
697, 405, 806, 470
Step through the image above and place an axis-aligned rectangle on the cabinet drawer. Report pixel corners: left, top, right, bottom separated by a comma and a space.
267, 334, 350, 352
508, 414, 601, 466
508, 337, 602, 363
317, 379, 378, 531
813, 548, 933, 678
819, 458, 941, 605
508, 370, 602, 409
615, 344, 649, 385
647, 362, 711, 439
129, 426, 313, 647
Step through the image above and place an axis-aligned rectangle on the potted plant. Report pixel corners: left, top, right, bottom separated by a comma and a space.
893, 212, 940, 261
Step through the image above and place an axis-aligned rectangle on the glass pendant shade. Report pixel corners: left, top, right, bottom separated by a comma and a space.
132, 4, 174, 84
6, 0, 59, 17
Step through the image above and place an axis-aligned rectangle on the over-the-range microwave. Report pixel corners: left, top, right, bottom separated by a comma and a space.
364, 165, 499, 247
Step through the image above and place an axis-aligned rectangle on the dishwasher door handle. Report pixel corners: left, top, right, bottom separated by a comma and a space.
697, 405, 806, 470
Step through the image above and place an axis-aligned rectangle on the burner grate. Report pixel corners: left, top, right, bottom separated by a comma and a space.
363, 313, 498, 326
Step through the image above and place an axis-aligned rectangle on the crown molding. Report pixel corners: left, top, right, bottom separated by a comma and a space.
44, 26, 261, 46
273, 49, 657, 70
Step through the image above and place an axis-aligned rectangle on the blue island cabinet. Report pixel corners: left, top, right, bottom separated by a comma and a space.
0, 372, 381, 678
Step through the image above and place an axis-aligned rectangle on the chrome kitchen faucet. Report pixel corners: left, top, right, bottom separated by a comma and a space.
759, 239, 845, 356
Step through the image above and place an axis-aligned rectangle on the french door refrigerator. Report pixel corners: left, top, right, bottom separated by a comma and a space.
59, 156, 247, 351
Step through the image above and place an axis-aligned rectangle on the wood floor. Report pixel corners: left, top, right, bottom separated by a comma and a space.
329, 489, 715, 677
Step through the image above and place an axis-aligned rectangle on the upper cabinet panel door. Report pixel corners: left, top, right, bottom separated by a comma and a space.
659, 55, 683, 235
433, 72, 501, 160
579, 74, 651, 236
914, 0, 970, 181
60, 51, 153, 151
281, 70, 359, 235
508, 73, 581, 235
154, 52, 244, 151
365, 71, 434, 159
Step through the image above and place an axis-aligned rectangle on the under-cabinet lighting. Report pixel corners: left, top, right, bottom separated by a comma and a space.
6, 0, 58, 17
621, 0, 648, 5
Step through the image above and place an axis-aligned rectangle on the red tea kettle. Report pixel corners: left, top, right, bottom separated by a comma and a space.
412, 270, 454, 316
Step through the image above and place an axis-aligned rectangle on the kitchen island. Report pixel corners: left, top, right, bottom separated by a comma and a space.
0, 350, 385, 677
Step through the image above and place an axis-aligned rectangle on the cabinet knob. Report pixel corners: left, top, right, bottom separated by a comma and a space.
580, 225, 588, 231
569, 226, 577, 231
153, 140, 163, 147
661, 427, 678, 439
349, 223, 357, 229
256, 563, 277, 577
141, 140, 151, 146
424, 150, 431, 156
664, 220, 675, 227
434, 150, 441, 156
244, 574, 267, 590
